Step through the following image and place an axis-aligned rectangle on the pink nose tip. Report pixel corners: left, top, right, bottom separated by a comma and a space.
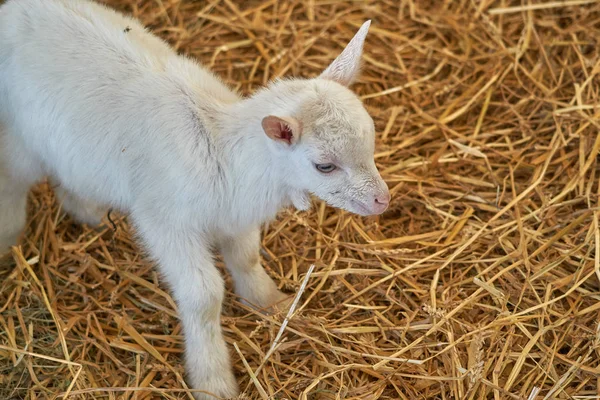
373, 192, 390, 213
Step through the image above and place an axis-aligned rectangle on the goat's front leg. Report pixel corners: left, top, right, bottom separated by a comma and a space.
219, 228, 288, 311
135, 219, 238, 400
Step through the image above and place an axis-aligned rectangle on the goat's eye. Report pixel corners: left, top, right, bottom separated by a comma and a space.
315, 163, 336, 173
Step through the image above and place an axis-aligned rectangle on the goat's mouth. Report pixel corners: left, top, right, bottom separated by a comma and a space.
349, 200, 373, 216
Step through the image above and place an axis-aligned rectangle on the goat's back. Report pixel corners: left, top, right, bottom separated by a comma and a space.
0, 0, 236, 213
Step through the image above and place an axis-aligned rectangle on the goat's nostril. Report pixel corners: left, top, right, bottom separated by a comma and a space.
374, 196, 390, 207
375, 193, 390, 205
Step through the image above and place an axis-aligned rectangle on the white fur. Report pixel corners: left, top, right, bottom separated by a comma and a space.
0, 0, 389, 398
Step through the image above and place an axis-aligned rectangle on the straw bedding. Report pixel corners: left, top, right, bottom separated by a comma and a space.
1, 0, 599, 399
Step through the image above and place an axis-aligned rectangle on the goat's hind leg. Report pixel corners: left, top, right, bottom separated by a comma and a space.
0, 132, 42, 251
0, 170, 29, 251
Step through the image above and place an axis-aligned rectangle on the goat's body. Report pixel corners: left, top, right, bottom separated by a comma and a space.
0, 1, 292, 397
0, 0, 386, 398
0, 0, 287, 235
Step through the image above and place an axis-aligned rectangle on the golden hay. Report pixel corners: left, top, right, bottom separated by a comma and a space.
1, 0, 600, 399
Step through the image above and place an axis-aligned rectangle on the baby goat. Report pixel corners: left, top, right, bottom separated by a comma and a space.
0, 0, 389, 398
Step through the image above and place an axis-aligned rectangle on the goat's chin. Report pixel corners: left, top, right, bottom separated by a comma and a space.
345, 200, 383, 217
311, 196, 377, 217
323, 198, 373, 217
346, 204, 373, 216
290, 190, 312, 211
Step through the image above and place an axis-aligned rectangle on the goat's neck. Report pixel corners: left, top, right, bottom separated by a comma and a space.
215, 99, 295, 229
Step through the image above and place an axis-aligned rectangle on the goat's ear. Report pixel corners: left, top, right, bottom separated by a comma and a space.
319, 20, 370, 87
262, 116, 302, 146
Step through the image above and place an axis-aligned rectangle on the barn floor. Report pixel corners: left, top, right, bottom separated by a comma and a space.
1, 0, 600, 399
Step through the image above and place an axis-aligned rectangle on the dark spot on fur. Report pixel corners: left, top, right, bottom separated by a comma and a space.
124, 26, 131, 33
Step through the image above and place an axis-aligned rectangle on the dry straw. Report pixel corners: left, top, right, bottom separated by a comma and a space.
1, 0, 600, 399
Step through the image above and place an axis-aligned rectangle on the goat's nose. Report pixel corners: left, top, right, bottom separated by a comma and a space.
375, 192, 390, 206
372, 191, 390, 214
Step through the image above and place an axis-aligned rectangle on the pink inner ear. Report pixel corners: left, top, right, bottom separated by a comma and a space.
280, 123, 293, 143
263, 115, 299, 146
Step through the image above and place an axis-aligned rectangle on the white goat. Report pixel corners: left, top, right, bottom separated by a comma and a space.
0, 0, 390, 398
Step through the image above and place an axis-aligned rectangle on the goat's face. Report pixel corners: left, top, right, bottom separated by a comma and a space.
260, 21, 389, 216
